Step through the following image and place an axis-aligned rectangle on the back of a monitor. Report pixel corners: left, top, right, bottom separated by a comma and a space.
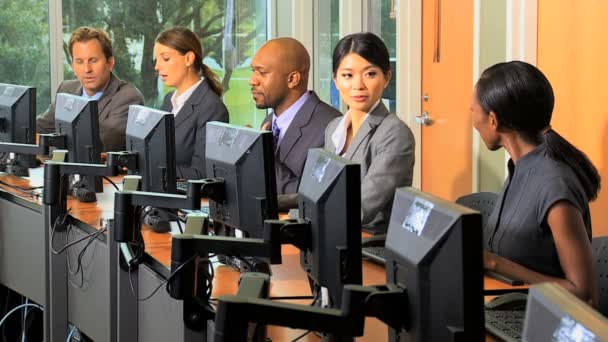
385, 187, 484, 342
55, 93, 103, 192
523, 282, 608, 342
205, 122, 278, 238
297, 148, 362, 307
126, 105, 176, 193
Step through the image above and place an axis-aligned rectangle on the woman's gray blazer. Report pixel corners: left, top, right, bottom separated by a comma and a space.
324, 102, 414, 231
161, 79, 229, 179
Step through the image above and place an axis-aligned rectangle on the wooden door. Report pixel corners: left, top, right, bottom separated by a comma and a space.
420, 0, 475, 201
537, 0, 608, 236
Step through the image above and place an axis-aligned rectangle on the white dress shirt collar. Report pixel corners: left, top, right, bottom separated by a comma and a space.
170, 77, 205, 116
330, 100, 380, 155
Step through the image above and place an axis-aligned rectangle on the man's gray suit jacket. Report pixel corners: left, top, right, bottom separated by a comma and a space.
262, 91, 341, 195
324, 102, 415, 231
36, 73, 144, 152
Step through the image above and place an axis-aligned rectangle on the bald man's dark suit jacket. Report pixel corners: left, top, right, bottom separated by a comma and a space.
161, 79, 229, 180
262, 91, 341, 195
36, 73, 144, 152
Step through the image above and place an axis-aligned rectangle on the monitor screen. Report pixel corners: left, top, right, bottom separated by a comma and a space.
0, 83, 37, 171
297, 148, 362, 308
385, 187, 485, 341
55, 93, 103, 193
522, 282, 608, 342
125, 105, 176, 193
205, 122, 278, 239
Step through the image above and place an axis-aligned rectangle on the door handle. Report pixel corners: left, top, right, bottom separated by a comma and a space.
416, 111, 433, 126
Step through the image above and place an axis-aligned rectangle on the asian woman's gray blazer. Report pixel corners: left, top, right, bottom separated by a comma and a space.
324, 102, 415, 231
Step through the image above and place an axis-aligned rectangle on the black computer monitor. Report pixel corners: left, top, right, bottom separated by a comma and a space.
125, 105, 177, 193
55, 93, 103, 193
0, 83, 37, 173
385, 187, 485, 341
205, 122, 278, 239
522, 282, 608, 341
297, 148, 362, 307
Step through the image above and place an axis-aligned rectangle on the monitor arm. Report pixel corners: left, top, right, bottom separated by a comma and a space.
42, 158, 126, 225
106, 151, 138, 171
166, 219, 310, 331
41, 148, 139, 204
213, 283, 409, 341
168, 219, 311, 300
262, 219, 311, 253
0, 133, 66, 156
197, 177, 225, 204
112, 180, 206, 243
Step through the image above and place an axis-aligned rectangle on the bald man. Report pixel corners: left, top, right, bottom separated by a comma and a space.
250, 38, 340, 198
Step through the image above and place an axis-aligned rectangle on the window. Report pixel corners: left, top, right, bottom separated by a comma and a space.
0, 0, 51, 112
61, 0, 269, 127
314, 0, 340, 109
369, 0, 398, 114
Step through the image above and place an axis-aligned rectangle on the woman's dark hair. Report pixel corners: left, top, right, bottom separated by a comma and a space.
476, 61, 600, 200
156, 27, 223, 96
332, 32, 391, 76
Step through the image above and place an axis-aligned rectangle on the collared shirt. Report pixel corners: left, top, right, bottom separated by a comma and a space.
81, 89, 104, 101
330, 100, 380, 155
271, 91, 311, 145
170, 77, 205, 116
484, 143, 592, 277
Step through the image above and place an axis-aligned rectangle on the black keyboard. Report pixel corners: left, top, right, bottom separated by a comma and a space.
485, 309, 525, 342
362, 246, 386, 265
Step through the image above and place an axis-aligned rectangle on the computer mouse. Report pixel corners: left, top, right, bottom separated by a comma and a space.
485, 292, 528, 311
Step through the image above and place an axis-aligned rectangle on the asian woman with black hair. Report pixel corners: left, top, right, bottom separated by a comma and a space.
325, 32, 415, 232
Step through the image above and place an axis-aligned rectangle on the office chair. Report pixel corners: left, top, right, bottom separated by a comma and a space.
455, 192, 499, 227
592, 236, 608, 317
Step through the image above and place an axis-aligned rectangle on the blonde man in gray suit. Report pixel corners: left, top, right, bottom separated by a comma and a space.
37, 27, 144, 152
325, 32, 415, 232
251, 38, 340, 200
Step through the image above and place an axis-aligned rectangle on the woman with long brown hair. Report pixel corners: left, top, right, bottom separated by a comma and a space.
155, 26, 229, 179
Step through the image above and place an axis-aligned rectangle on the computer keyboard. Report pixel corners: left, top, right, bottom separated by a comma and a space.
362, 246, 386, 265
484, 309, 525, 342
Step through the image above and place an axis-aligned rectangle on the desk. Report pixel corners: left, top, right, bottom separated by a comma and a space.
0, 170, 527, 341
0, 169, 45, 307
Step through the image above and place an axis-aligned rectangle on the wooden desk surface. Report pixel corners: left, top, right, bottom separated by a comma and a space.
0, 170, 527, 341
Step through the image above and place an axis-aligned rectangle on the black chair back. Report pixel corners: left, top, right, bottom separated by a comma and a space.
592, 236, 608, 317
455, 192, 499, 227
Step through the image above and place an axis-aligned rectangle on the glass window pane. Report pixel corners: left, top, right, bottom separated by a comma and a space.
315, 0, 340, 109
61, 0, 268, 127
0, 0, 51, 112
369, 0, 397, 114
